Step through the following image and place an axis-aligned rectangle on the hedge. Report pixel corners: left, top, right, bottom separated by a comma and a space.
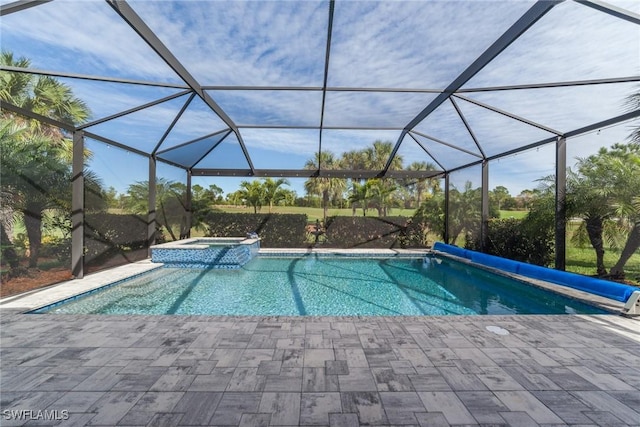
203, 212, 308, 248
84, 213, 149, 264
466, 218, 554, 266
320, 216, 418, 249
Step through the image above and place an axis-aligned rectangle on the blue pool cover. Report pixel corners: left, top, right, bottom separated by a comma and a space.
433, 242, 636, 303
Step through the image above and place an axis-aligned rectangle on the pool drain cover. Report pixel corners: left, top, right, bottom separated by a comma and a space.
486, 325, 510, 335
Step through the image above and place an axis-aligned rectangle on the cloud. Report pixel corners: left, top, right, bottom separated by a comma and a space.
210, 90, 322, 127
129, 0, 328, 86
323, 91, 438, 127
1, 1, 180, 82
2, 0, 636, 194
464, 1, 640, 88
328, 0, 535, 88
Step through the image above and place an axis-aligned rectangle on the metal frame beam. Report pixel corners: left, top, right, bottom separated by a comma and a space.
453, 94, 563, 135
444, 173, 450, 244
82, 131, 150, 158
408, 133, 447, 172
71, 131, 84, 278
191, 168, 443, 180
0, 0, 49, 16
190, 130, 233, 169
238, 124, 405, 131
152, 92, 197, 154
459, 75, 640, 93
203, 85, 442, 93
450, 97, 486, 158
555, 136, 567, 270
0, 65, 189, 89
1, 101, 75, 132
383, 0, 563, 174
411, 130, 483, 159
318, 0, 336, 170
156, 129, 231, 155
481, 160, 489, 252
148, 156, 157, 252
106, 0, 255, 174
156, 129, 232, 169
78, 90, 192, 130
448, 108, 640, 174
576, 0, 640, 25
184, 170, 192, 239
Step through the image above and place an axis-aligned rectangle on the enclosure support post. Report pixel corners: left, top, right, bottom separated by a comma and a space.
444, 173, 450, 244
185, 170, 192, 239
555, 136, 567, 271
71, 130, 84, 279
148, 156, 157, 254
481, 160, 490, 252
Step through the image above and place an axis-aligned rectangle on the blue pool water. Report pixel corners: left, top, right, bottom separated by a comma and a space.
37, 256, 607, 316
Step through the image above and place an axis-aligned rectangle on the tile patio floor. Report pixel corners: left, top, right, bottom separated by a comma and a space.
1, 310, 639, 426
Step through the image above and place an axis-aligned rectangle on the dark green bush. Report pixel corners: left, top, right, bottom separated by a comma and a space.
203, 213, 308, 248
467, 217, 554, 266
320, 216, 416, 249
40, 236, 72, 264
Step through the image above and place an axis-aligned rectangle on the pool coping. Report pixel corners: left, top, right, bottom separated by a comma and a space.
0, 248, 626, 315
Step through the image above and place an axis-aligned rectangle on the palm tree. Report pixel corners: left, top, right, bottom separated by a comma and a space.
565, 168, 615, 276
124, 178, 187, 241
304, 151, 346, 224
261, 178, 289, 213
348, 181, 372, 216
406, 161, 437, 208
367, 179, 397, 216
238, 180, 264, 214
364, 140, 402, 170
448, 181, 481, 245
605, 143, 640, 278
1, 52, 91, 267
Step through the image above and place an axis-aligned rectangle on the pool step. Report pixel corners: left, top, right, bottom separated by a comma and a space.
151, 238, 260, 269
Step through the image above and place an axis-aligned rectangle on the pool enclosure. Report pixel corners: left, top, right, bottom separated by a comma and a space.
0, 0, 638, 280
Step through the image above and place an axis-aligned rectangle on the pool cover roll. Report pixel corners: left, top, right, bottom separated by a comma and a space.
432, 242, 636, 303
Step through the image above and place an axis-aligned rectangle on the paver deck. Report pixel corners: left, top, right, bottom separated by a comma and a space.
1, 309, 639, 426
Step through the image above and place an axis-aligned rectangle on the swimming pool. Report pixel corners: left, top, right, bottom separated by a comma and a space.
35, 256, 607, 316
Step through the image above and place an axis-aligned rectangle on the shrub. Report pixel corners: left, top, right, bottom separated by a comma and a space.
467, 217, 554, 266
320, 216, 415, 249
40, 235, 71, 264
203, 213, 308, 248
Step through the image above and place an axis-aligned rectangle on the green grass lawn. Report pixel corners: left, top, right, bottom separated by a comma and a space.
565, 245, 640, 285
499, 210, 528, 219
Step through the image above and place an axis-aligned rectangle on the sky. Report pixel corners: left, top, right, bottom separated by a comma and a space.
1, 0, 639, 198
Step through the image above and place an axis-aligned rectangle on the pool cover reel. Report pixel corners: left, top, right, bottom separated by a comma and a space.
432, 242, 637, 304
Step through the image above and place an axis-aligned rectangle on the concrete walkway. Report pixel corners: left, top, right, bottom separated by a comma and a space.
1, 311, 639, 426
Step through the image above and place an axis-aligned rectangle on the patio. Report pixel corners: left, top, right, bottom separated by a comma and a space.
2, 306, 639, 426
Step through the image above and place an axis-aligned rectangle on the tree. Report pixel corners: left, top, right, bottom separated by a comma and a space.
348, 181, 372, 216
411, 193, 446, 246
261, 178, 289, 213
304, 151, 346, 224
124, 178, 188, 241
604, 143, 640, 278
367, 179, 397, 216
448, 181, 481, 245
238, 180, 264, 214
1, 52, 91, 267
491, 186, 511, 211
406, 161, 437, 208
